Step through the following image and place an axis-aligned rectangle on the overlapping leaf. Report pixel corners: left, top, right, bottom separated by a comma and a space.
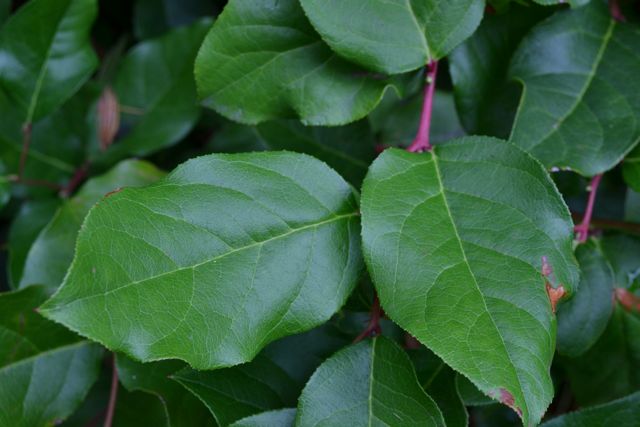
40, 152, 362, 369
541, 391, 640, 427
0, 287, 102, 427
361, 137, 579, 426
0, 0, 97, 122
300, 0, 485, 74
194, 0, 400, 125
623, 145, 640, 193
509, 1, 640, 176
229, 409, 296, 427
296, 336, 445, 426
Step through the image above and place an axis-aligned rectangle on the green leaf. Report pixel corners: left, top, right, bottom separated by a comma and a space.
99, 19, 211, 164
449, 4, 550, 137
116, 356, 215, 427
299, 0, 484, 74
296, 336, 445, 427
509, 1, 640, 176
563, 306, 640, 406
0, 159, 9, 209
8, 198, 61, 288
361, 138, 579, 426
625, 189, 640, 223
541, 391, 640, 427
19, 160, 165, 291
173, 323, 348, 425
623, 145, 640, 193
456, 375, 494, 406
0, 286, 103, 427
556, 241, 615, 357
194, 0, 399, 126
0, 0, 98, 122
40, 152, 362, 369
133, 0, 215, 40
0, 0, 10, 26
256, 120, 375, 186
229, 409, 295, 427
600, 234, 640, 291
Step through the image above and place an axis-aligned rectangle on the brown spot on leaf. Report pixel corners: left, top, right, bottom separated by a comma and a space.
615, 288, 640, 312
546, 283, 565, 314
104, 187, 123, 199
490, 388, 523, 419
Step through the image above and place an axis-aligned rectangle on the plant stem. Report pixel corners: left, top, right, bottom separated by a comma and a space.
407, 61, 438, 153
103, 355, 118, 427
63, 161, 90, 197
574, 174, 602, 243
353, 295, 383, 343
609, 0, 626, 22
570, 213, 640, 235
18, 123, 32, 180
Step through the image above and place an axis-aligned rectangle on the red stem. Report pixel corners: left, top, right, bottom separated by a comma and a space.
103, 355, 118, 427
407, 61, 439, 153
63, 161, 90, 197
574, 174, 602, 243
353, 296, 383, 343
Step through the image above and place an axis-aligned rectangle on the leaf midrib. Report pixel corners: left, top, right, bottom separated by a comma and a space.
45, 211, 358, 309
431, 151, 528, 420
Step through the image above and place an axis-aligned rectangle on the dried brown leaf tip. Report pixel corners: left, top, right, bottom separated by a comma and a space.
490, 388, 523, 418
542, 256, 566, 313
615, 288, 640, 312
97, 86, 120, 151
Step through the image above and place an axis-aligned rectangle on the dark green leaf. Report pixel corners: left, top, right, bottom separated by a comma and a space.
296, 336, 445, 426
133, 0, 214, 39
299, 0, 484, 74
509, 1, 640, 176
449, 4, 550, 137
0, 0, 10, 26
541, 391, 640, 427
40, 152, 362, 369
556, 241, 614, 357
600, 234, 640, 291
456, 375, 494, 406
194, 0, 399, 126
229, 409, 295, 427
623, 145, 640, 193
0, 0, 98, 122
0, 286, 102, 427
563, 306, 640, 406
0, 159, 9, 208
625, 189, 640, 223
100, 19, 211, 163
256, 120, 375, 186
19, 160, 165, 291
361, 138, 579, 426
7, 198, 60, 288
116, 356, 215, 427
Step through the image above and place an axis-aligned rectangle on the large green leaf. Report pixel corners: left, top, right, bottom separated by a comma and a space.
0, 0, 97, 122
508, 1, 640, 176
19, 160, 165, 291
256, 120, 375, 186
194, 0, 399, 126
556, 241, 614, 357
563, 306, 640, 406
0, 286, 102, 427
361, 138, 579, 426
40, 152, 362, 369
173, 323, 348, 425
229, 409, 295, 427
116, 356, 215, 427
299, 0, 484, 74
7, 198, 60, 287
541, 391, 640, 427
99, 19, 211, 164
296, 336, 445, 426
449, 4, 550, 137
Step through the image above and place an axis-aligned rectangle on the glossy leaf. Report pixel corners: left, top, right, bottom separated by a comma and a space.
229, 409, 295, 427
0, 0, 98, 122
509, 1, 640, 176
0, 286, 102, 427
19, 160, 165, 291
173, 324, 348, 425
541, 391, 640, 427
194, 0, 399, 126
361, 138, 579, 426
8, 198, 60, 287
116, 356, 215, 427
600, 234, 640, 291
556, 242, 614, 357
256, 120, 375, 186
296, 336, 445, 426
564, 306, 640, 406
40, 152, 362, 369
623, 145, 640, 193
100, 20, 210, 163
300, 0, 484, 74
449, 4, 550, 137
